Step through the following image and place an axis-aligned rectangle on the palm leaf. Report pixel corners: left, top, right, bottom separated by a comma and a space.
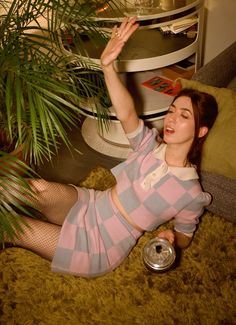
0, 151, 37, 242
0, 0, 122, 240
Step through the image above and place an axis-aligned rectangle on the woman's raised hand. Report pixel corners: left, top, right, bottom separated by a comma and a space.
100, 16, 139, 68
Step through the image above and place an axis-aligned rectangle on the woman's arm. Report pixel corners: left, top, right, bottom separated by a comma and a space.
100, 17, 140, 134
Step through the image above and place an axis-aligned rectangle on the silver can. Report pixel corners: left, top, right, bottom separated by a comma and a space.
143, 238, 176, 272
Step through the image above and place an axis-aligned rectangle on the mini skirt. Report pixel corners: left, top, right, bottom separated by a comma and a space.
51, 187, 142, 277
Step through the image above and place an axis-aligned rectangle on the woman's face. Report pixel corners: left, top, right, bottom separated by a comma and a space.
163, 96, 195, 147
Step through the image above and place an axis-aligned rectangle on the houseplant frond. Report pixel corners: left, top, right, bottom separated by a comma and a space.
0, 0, 122, 240
0, 0, 118, 164
0, 151, 37, 242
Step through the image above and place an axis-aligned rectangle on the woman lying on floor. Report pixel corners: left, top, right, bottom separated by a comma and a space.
4, 17, 218, 277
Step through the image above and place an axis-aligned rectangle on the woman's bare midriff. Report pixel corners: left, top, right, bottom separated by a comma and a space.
111, 187, 144, 233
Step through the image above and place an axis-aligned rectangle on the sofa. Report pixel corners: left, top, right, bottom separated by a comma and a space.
0, 43, 235, 324
181, 41, 236, 223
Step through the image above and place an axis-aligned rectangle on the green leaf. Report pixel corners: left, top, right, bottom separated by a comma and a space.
0, 0, 122, 241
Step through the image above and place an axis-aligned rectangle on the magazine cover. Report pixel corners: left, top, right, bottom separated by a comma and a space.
142, 75, 181, 96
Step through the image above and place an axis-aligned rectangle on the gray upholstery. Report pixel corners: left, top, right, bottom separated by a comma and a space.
192, 41, 236, 222
192, 41, 236, 88
201, 171, 236, 222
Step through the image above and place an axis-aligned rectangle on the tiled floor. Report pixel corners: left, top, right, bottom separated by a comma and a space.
36, 118, 122, 185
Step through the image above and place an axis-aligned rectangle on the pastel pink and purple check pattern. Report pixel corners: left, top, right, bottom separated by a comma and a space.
52, 119, 211, 277
51, 188, 141, 277
111, 120, 211, 234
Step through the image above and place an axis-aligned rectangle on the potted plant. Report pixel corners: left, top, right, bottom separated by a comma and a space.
0, 0, 119, 243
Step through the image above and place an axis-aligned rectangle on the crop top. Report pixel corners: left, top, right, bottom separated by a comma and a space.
111, 120, 211, 235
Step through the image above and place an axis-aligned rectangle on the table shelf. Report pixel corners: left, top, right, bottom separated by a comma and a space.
73, 0, 204, 157
70, 29, 197, 72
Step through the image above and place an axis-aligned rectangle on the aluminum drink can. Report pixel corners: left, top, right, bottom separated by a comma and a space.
143, 238, 176, 272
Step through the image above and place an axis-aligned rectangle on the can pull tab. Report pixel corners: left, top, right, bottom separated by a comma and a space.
155, 245, 162, 254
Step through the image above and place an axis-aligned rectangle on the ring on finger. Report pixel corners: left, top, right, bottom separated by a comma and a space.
115, 31, 121, 38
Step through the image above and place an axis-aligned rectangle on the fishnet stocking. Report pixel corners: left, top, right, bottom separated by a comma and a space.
4, 179, 78, 260
10, 216, 61, 261
29, 179, 78, 225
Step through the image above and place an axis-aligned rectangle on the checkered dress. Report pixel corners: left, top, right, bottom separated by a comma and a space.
52, 120, 211, 277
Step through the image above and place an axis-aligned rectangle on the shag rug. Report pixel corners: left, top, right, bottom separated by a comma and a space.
0, 167, 235, 325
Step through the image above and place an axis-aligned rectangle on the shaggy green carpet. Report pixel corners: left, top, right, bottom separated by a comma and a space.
0, 167, 235, 325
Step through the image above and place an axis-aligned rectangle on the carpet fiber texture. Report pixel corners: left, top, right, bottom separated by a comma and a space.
0, 167, 235, 324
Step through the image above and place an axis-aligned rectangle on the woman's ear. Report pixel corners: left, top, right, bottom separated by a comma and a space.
198, 126, 208, 138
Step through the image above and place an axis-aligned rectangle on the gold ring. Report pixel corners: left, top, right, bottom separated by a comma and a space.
115, 31, 121, 38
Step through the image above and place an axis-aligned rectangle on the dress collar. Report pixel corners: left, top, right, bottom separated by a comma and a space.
153, 143, 199, 181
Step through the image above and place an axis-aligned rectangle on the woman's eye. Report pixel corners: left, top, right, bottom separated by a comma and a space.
181, 114, 189, 119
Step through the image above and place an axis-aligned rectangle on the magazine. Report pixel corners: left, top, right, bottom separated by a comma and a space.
142, 75, 181, 96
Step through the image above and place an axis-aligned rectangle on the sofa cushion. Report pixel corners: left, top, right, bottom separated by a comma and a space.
177, 79, 236, 222
227, 76, 236, 91
177, 78, 236, 180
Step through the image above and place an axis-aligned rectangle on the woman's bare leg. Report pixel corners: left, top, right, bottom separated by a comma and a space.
9, 216, 61, 260
29, 179, 78, 225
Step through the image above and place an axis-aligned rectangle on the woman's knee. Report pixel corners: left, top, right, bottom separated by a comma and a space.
28, 179, 50, 194
28, 179, 78, 208
28, 179, 57, 209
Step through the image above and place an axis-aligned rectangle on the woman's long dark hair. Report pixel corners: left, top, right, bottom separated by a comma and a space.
172, 88, 218, 170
